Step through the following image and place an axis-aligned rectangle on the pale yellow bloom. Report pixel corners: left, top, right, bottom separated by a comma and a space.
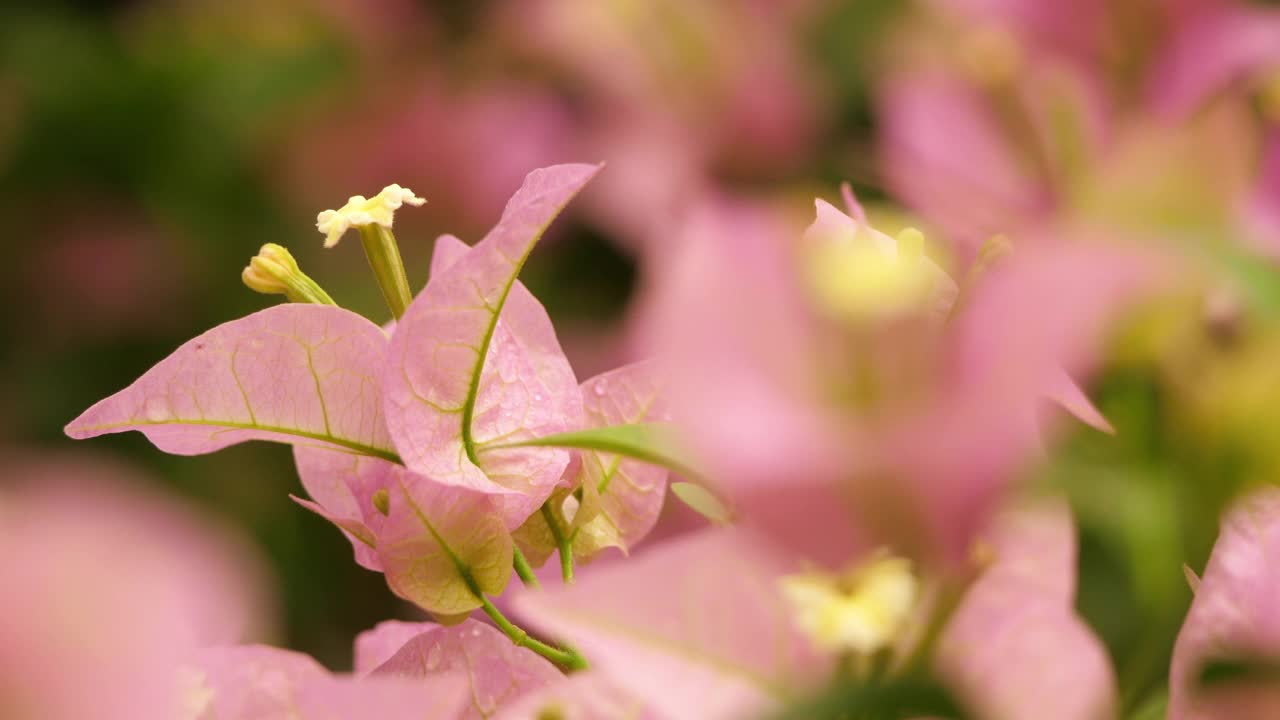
315, 184, 426, 248
780, 553, 919, 654
802, 199, 957, 322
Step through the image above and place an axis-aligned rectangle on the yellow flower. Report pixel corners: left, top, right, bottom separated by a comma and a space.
801, 199, 957, 322
780, 552, 919, 654
315, 184, 426, 248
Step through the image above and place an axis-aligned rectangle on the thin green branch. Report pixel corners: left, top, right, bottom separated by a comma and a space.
479, 597, 588, 672
540, 503, 574, 583
512, 546, 540, 588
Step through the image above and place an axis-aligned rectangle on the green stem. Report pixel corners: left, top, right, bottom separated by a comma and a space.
540, 504, 574, 583
480, 597, 588, 671
357, 224, 414, 319
512, 546, 540, 588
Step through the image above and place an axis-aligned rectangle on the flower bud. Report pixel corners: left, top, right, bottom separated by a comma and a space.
242, 244, 336, 306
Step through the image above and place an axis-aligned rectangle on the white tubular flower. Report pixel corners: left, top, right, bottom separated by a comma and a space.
315, 184, 426, 248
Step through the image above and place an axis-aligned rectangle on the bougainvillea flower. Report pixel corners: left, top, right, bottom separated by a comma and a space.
0, 454, 271, 720
66, 163, 604, 615
1169, 488, 1280, 719
640, 195, 1160, 567
362, 619, 562, 719
516, 502, 1110, 720
182, 645, 467, 720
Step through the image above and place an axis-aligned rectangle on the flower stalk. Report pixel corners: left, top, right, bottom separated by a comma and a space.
479, 597, 588, 672
358, 224, 414, 319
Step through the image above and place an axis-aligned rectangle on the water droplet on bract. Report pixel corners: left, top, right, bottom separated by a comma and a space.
592, 383, 606, 397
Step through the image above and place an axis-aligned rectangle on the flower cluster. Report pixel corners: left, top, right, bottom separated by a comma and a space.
50, 139, 1280, 717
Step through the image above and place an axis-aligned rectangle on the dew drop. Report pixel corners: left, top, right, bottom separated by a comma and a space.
592, 383, 607, 397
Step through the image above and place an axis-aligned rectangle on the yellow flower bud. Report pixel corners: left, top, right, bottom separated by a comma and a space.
242, 244, 336, 306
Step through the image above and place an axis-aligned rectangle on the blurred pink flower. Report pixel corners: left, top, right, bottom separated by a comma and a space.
638, 195, 1163, 568
514, 503, 1111, 720
1169, 488, 1280, 720
879, 0, 1279, 259
0, 453, 272, 720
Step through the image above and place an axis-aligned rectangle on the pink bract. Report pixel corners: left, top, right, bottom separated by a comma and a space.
1170, 488, 1280, 719
369, 619, 562, 720
514, 358, 672, 567
513, 528, 832, 720
936, 503, 1117, 720
187, 644, 468, 720
383, 164, 598, 529
0, 454, 271, 720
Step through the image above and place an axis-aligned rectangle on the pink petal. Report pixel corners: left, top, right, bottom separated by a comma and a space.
1148, 6, 1280, 119
517, 360, 673, 564
898, 241, 1167, 564
512, 529, 830, 720
295, 674, 470, 720
1170, 488, 1280, 719
1045, 367, 1115, 434
493, 672, 657, 720
575, 359, 673, 555
187, 645, 328, 717
430, 233, 472, 276
384, 164, 600, 528
877, 72, 1051, 257
66, 304, 395, 460
372, 619, 562, 720
1245, 131, 1280, 259
354, 620, 440, 675
292, 448, 397, 571
375, 463, 514, 615
633, 198, 862, 566
937, 503, 1116, 720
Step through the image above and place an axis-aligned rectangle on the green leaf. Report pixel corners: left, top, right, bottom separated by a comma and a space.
670, 482, 733, 526
772, 676, 971, 720
489, 422, 705, 480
